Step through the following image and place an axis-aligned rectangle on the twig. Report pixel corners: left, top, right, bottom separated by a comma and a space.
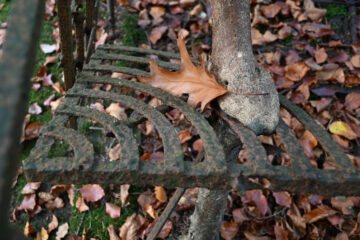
76, 212, 87, 236
147, 188, 186, 240
227, 90, 269, 96
244, 205, 288, 221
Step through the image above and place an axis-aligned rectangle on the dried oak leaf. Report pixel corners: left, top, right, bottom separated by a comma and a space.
139, 36, 228, 112
243, 190, 268, 217
106, 202, 121, 218
21, 182, 41, 195
273, 191, 292, 207
154, 186, 167, 203
120, 184, 130, 207
303, 205, 337, 223
119, 213, 147, 240
80, 184, 105, 202
220, 221, 239, 240
19, 194, 36, 211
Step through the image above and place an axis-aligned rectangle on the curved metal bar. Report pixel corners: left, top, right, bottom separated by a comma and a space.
67, 87, 185, 174
56, 104, 139, 171
76, 73, 227, 174
83, 62, 151, 76
279, 95, 355, 171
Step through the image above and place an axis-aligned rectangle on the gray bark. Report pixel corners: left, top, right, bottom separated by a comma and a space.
186, 0, 279, 239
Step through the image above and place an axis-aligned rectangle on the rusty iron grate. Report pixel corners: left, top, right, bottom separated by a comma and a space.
24, 45, 360, 196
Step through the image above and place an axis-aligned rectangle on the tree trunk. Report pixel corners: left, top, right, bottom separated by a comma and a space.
186, 0, 279, 239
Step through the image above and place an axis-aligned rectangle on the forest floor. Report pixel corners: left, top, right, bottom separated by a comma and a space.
1, 0, 360, 239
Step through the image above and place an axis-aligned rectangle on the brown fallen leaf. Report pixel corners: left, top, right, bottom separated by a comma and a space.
24, 220, 35, 237
244, 231, 271, 240
35, 227, 49, 240
274, 221, 289, 240
76, 197, 89, 212
314, 48, 328, 64
345, 92, 360, 110
304, 0, 326, 21
45, 197, 64, 210
119, 213, 147, 240
150, 26, 168, 45
50, 184, 71, 194
285, 63, 310, 81
109, 143, 121, 161
243, 190, 268, 217
137, 190, 158, 219
261, 3, 281, 18
48, 215, 58, 233
19, 194, 36, 211
220, 221, 239, 240
154, 186, 167, 203
67, 184, 75, 206
29, 102, 42, 115
350, 54, 360, 68
21, 182, 41, 195
303, 205, 337, 223
178, 130, 192, 144
106, 103, 127, 120
192, 138, 203, 152
299, 130, 318, 158
106, 202, 121, 218
150, 6, 165, 19
80, 184, 105, 202
24, 122, 43, 141
120, 184, 130, 207
56, 223, 69, 240
331, 197, 354, 215
273, 191, 292, 207
108, 224, 120, 240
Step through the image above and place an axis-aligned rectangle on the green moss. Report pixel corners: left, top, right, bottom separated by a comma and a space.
279, 35, 294, 46
0, 0, 11, 24
325, 4, 348, 19
48, 141, 70, 158
30, 108, 53, 124
29, 86, 55, 105
78, 121, 94, 133
121, 14, 146, 47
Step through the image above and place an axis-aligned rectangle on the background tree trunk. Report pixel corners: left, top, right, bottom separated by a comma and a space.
186, 0, 280, 239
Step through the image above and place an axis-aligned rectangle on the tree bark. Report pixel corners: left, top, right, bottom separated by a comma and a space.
186, 1, 280, 239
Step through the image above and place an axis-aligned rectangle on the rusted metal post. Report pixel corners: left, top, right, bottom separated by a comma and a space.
0, 0, 45, 239
107, 0, 116, 37
56, 0, 75, 90
74, 1, 85, 70
85, 0, 95, 47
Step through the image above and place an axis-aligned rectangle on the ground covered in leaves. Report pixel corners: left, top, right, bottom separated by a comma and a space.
1, 0, 360, 239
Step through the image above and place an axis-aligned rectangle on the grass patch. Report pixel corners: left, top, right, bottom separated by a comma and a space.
48, 141, 70, 158
69, 191, 138, 239
0, 0, 11, 24
279, 35, 294, 46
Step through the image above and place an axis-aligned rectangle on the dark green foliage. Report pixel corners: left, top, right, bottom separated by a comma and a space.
121, 14, 146, 47
325, 4, 348, 19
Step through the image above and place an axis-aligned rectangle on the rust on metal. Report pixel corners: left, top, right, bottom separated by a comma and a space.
24, 44, 360, 197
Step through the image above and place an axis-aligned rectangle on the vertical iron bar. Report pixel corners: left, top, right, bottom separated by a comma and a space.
85, 0, 95, 47
85, 0, 99, 62
56, 0, 75, 90
74, 2, 85, 70
0, 0, 45, 239
349, 4, 358, 43
107, 0, 115, 37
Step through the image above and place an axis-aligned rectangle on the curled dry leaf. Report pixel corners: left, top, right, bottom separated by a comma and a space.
150, 6, 165, 19
154, 186, 167, 203
345, 92, 360, 110
273, 191, 292, 207
120, 184, 130, 207
35, 227, 49, 240
45, 197, 64, 210
178, 130, 192, 144
106, 103, 127, 120
137, 190, 158, 219
285, 63, 310, 81
329, 121, 357, 140
21, 182, 41, 195
48, 215, 59, 233
243, 190, 268, 217
107, 224, 120, 240
109, 143, 121, 161
29, 102, 42, 115
303, 205, 337, 223
331, 197, 354, 215
119, 213, 147, 240
80, 184, 105, 202
24, 220, 35, 237
50, 184, 71, 194
56, 223, 69, 240
232, 208, 249, 225
220, 221, 239, 240
304, 0, 326, 21
76, 197, 89, 212
150, 26, 168, 44
106, 202, 121, 218
140, 36, 229, 112
19, 194, 36, 211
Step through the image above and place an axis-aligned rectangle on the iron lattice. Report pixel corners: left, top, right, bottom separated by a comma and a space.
24, 45, 360, 196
